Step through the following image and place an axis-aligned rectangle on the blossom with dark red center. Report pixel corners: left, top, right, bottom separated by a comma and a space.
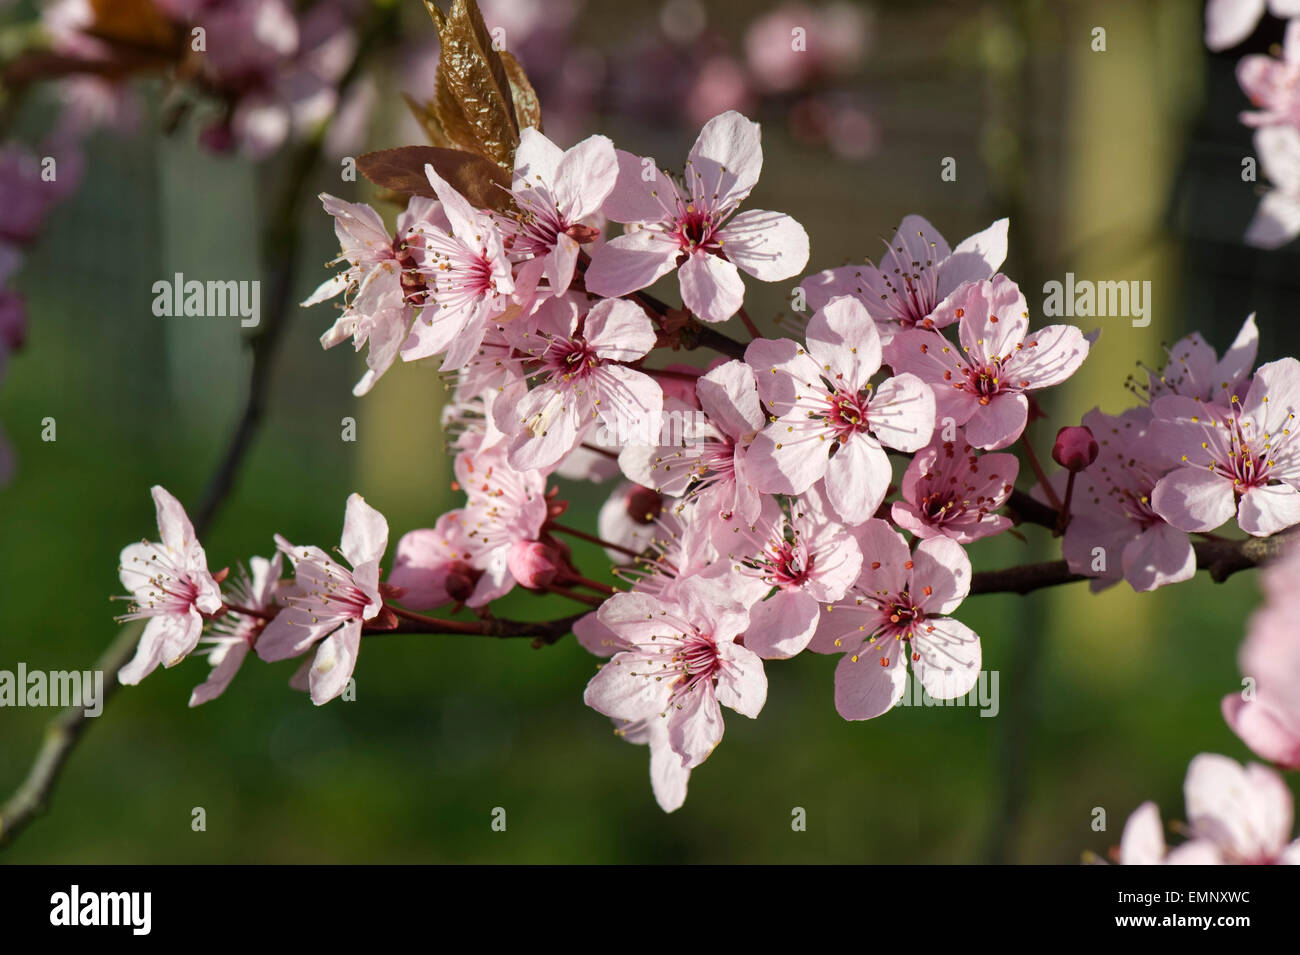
585, 110, 809, 324
583, 576, 767, 772
256, 494, 388, 705
746, 296, 936, 524
723, 491, 862, 658
886, 275, 1090, 450
892, 435, 1018, 544
500, 296, 662, 471
810, 519, 981, 721
1151, 357, 1300, 537
801, 215, 1008, 343
501, 128, 617, 303
399, 165, 513, 371
619, 359, 766, 534
117, 486, 224, 686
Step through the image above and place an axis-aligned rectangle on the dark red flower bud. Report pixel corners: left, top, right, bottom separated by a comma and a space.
1052, 425, 1098, 472
445, 560, 480, 603
625, 485, 663, 524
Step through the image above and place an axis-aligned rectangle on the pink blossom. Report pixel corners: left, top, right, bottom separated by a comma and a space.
499, 297, 663, 471
891, 435, 1018, 544
746, 296, 936, 524
1246, 125, 1300, 249
1060, 408, 1195, 593
1123, 754, 1300, 864
117, 486, 223, 685
1205, 0, 1300, 51
584, 110, 809, 323
801, 215, 1007, 343
612, 716, 692, 813
454, 446, 549, 602
885, 275, 1090, 450
401, 164, 514, 370
1238, 20, 1300, 128
503, 128, 617, 300
190, 552, 283, 707
723, 492, 863, 658
1151, 357, 1300, 537
618, 359, 765, 531
387, 511, 486, 610
1140, 313, 1258, 407
256, 493, 388, 705
1118, 801, 1221, 865
810, 519, 981, 721
308, 194, 433, 396
1222, 544, 1300, 767
584, 576, 767, 772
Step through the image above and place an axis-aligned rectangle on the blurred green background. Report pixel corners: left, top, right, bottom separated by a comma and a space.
3, 0, 1298, 863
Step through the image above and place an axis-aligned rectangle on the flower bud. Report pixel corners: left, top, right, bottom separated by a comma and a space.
507, 540, 562, 590
625, 485, 663, 525
1052, 425, 1098, 472
444, 560, 480, 603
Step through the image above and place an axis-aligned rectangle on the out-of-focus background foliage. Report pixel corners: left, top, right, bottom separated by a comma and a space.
2, 0, 1298, 863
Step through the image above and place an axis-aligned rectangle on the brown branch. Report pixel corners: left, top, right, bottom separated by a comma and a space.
377, 612, 588, 647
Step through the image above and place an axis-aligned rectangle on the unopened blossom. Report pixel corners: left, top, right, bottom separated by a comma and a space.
1060, 408, 1195, 592
1222, 544, 1300, 767
256, 493, 388, 705
801, 215, 1008, 342
891, 435, 1018, 544
810, 519, 980, 721
1139, 313, 1258, 408
1052, 425, 1098, 471
308, 194, 435, 396
1151, 357, 1300, 537
500, 297, 663, 471
506, 539, 563, 589
585, 110, 810, 323
117, 486, 223, 685
190, 552, 282, 707
503, 128, 617, 300
596, 481, 664, 562
619, 359, 766, 532
724, 492, 863, 658
1123, 754, 1300, 864
1246, 125, 1300, 249
1205, 0, 1300, 51
387, 511, 488, 610
885, 275, 1090, 450
401, 164, 514, 370
746, 296, 936, 524
584, 576, 767, 771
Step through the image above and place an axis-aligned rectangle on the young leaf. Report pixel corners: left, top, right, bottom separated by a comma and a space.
357, 146, 512, 212
430, 0, 519, 171
500, 50, 543, 133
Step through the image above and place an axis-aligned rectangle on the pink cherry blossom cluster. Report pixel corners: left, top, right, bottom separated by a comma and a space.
1047, 313, 1300, 594
101, 108, 1114, 813
1205, 0, 1300, 246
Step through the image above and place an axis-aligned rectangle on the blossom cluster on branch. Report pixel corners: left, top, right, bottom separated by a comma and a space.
103, 0, 1300, 818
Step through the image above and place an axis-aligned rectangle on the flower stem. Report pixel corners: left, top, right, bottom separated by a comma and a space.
549, 522, 644, 560
1020, 435, 1062, 511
